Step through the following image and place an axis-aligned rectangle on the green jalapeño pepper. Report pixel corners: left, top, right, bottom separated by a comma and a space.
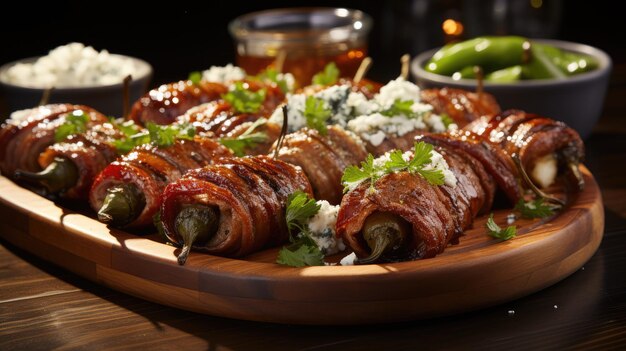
425, 36, 528, 76
427, 36, 599, 82
485, 65, 523, 83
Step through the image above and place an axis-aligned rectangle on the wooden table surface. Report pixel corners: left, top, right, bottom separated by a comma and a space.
2, 75, 626, 351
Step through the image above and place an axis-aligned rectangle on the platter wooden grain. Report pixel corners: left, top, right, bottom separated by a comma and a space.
0, 166, 604, 325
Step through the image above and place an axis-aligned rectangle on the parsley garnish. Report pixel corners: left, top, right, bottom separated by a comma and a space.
218, 118, 268, 156
113, 122, 195, 151
188, 71, 202, 85
341, 141, 445, 193
515, 198, 557, 219
222, 82, 266, 114
54, 110, 90, 142
303, 96, 332, 135
486, 213, 517, 240
108, 118, 144, 154
277, 235, 324, 267
256, 67, 289, 93
440, 113, 454, 129
285, 190, 321, 233
146, 122, 195, 147
341, 154, 380, 193
381, 99, 415, 118
312, 62, 339, 86
276, 191, 324, 267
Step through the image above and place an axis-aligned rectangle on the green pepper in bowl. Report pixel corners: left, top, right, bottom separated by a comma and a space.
425, 36, 598, 82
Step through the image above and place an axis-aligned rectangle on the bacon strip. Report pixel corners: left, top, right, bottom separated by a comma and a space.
0, 104, 107, 177
272, 126, 368, 204
464, 110, 585, 171
336, 143, 494, 261
159, 155, 313, 256
420, 87, 501, 127
129, 80, 228, 126
130, 79, 285, 127
37, 123, 123, 199
89, 137, 231, 228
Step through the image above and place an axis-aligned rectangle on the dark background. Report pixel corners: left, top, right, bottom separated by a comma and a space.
0, 0, 622, 86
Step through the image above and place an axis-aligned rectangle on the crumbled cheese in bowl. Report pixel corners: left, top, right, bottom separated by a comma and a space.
1, 43, 145, 88
202, 64, 246, 84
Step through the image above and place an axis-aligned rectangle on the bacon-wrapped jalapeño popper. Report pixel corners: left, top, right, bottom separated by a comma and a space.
337, 141, 496, 263
129, 65, 287, 127
89, 134, 232, 229
158, 155, 313, 264
337, 108, 586, 264
0, 104, 109, 192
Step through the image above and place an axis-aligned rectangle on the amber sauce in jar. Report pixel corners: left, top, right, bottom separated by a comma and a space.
229, 8, 372, 87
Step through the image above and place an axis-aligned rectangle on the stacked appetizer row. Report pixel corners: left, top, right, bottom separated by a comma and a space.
0, 62, 584, 266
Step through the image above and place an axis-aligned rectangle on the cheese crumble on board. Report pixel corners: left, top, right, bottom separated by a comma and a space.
269, 77, 456, 140
306, 200, 345, 256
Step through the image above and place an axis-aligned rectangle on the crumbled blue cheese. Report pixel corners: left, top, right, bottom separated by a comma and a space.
340, 252, 357, 265
347, 92, 378, 116
269, 85, 352, 132
312, 85, 352, 126
8, 107, 36, 124
269, 94, 306, 132
306, 200, 345, 256
506, 213, 517, 225
423, 113, 446, 133
375, 77, 422, 109
202, 64, 246, 83
268, 77, 457, 136
347, 113, 426, 146
426, 150, 457, 187
3, 43, 139, 88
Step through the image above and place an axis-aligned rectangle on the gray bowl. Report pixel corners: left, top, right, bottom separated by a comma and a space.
411, 39, 612, 139
0, 54, 153, 118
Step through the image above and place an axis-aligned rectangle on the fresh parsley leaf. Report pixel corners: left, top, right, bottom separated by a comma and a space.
147, 122, 195, 148
341, 141, 446, 193
341, 154, 381, 193
218, 118, 268, 156
117, 122, 195, 151
418, 168, 446, 185
381, 99, 415, 118
188, 71, 202, 85
276, 235, 324, 267
440, 113, 454, 129
408, 141, 434, 170
384, 150, 409, 172
54, 110, 90, 142
303, 96, 332, 135
486, 213, 517, 240
341, 165, 370, 193
312, 62, 339, 86
515, 198, 557, 219
256, 67, 289, 93
277, 191, 325, 267
222, 82, 266, 114
117, 120, 142, 138
285, 190, 321, 234
109, 119, 146, 154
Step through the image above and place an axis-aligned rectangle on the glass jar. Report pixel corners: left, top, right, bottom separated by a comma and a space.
229, 7, 372, 87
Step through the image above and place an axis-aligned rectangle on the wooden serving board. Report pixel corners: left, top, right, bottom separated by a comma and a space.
0, 167, 604, 325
